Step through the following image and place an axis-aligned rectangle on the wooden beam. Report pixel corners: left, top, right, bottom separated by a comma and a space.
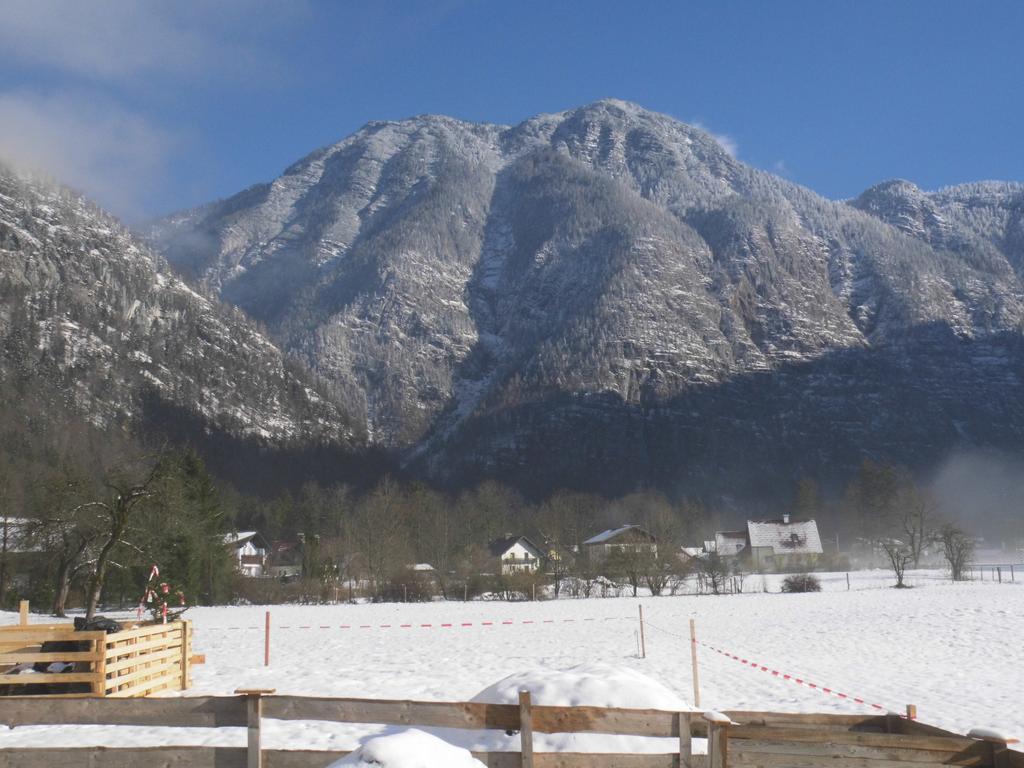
0, 695, 248, 727
237, 689, 276, 768
19, 600, 28, 626
519, 690, 535, 768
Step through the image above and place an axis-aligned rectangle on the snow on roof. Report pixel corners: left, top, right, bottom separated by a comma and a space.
582, 525, 654, 545
488, 535, 542, 558
747, 518, 823, 555
714, 530, 748, 555
224, 531, 261, 546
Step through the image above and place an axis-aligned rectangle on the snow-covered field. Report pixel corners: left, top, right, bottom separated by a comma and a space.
1, 569, 1021, 757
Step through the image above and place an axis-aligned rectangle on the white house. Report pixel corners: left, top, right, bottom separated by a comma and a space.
582, 525, 657, 564
224, 531, 269, 577
695, 514, 823, 570
488, 535, 543, 575
746, 514, 823, 569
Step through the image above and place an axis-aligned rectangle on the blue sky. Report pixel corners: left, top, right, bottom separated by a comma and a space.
0, 0, 1021, 220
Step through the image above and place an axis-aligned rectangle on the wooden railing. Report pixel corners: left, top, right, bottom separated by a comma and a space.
0, 693, 1018, 768
0, 620, 192, 697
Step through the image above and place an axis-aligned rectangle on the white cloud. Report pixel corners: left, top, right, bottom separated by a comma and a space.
691, 121, 738, 158
772, 160, 790, 176
0, 0, 302, 86
0, 90, 175, 220
712, 132, 739, 158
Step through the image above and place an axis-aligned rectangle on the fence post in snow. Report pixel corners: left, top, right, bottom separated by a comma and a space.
638, 605, 646, 659
689, 618, 701, 708
18, 600, 28, 626
997, 567, 1002, 583
678, 711, 693, 768
518, 689, 535, 768
235, 688, 275, 768
846, 572, 850, 591
264, 611, 271, 667
906, 704, 917, 720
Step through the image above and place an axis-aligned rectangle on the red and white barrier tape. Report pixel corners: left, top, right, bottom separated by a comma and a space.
697, 639, 895, 714
199, 615, 635, 632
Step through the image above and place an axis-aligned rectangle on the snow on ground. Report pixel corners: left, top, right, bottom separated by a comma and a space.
1, 569, 1021, 757
327, 729, 486, 768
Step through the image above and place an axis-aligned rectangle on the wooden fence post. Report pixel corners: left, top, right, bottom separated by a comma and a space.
19, 600, 28, 626
968, 729, 1015, 768
518, 689, 534, 768
704, 712, 731, 768
180, 620, 192, 690
678, 711, 693, 768
264, 611, 271, 668
638, 605, 646, 659
92, 633, 107, 697
236, 688, 275, 768
689, 618, 701, 708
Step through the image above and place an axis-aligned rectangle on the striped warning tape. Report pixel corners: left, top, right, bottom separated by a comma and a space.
697, 639, 894, 713
198, 615, 635, 631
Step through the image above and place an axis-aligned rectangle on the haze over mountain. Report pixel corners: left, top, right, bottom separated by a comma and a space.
0, 163, 365, 485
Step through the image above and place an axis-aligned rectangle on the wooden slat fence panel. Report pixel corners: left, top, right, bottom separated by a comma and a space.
0, 695, 248, 727
730, 739, 992, 765
0, 746, 248, 768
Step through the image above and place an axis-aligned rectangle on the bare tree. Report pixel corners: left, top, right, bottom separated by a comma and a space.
84, 456, 166, 619
939, 524, 975, 582
879, 538, 914, 588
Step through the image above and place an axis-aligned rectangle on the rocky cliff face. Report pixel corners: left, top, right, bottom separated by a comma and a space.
0, 164, 361, 447
154, 100, 1024, 496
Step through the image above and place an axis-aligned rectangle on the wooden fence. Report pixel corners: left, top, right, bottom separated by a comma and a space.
0, 619, 192, 697
0, 692, 1018, 768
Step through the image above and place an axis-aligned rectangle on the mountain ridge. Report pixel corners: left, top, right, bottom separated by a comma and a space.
143, 99, 1024, 496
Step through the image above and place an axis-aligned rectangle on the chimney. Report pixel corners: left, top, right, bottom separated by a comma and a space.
783, 513, 790, 524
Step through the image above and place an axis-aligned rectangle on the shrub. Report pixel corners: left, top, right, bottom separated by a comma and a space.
781, 573, 821, 593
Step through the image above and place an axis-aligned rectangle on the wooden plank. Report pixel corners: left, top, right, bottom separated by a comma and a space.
106, 670, 184, 698
104, 645, 181, 674
0, 694, 248, 727
730, 754, 953, 768
728, 726, 977, 752
0, 746, 247, 768
263, 695, 522, 731
104, 635, 183, 658
0, 629, 106, 644
680, 711, 693, 768
531, 704, 684, 736
0, 672, 99, 684
731, 739, 991, 765
263, 751, 350, 768
102, 658, 180, 689
261, 695, 691, 737
105, 622, 185, 642
725, 711, 891, 730
0, 651, 102, 663
520, 690, 535, 768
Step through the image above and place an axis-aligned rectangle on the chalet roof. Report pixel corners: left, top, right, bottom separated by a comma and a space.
488, 535, 542, 558
583, 524, 656, 545
224, 531, 269, 550
747, 518, 823, 556
713, 530, 748, 555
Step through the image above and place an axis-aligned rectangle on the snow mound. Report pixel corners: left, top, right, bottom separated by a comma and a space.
329, 729, 486, 768
471, 662, 692, 710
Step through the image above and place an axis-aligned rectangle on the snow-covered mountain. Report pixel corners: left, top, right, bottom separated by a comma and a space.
151, 99, 1024, 496
0, 163, 361, 448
